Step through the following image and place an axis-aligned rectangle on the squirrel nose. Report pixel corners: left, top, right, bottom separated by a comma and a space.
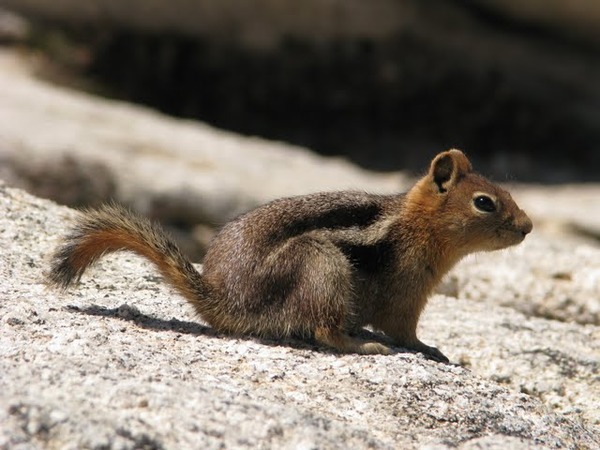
518, 213, 533, 236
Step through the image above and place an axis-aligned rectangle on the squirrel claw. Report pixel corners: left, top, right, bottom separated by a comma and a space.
405, 340, 450, 363
421, 345, 450, 364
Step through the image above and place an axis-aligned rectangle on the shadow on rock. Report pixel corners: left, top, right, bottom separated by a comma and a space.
64, 303, 438, 360
65, 303, 214, 336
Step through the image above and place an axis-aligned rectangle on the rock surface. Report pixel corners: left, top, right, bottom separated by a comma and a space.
4, 1, 600, 180
0, 22, 599, 448
1, 46, 600, 251
0, 48, 402, 224
0, 46, 404, 259
1, 179, 599, 449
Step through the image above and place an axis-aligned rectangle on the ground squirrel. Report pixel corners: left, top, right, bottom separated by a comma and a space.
49, 149, 532, 362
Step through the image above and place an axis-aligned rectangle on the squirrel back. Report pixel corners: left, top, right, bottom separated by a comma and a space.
49, 149, 532, 362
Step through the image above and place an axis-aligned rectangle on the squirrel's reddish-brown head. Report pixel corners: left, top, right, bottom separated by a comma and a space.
407, 149, 532, 256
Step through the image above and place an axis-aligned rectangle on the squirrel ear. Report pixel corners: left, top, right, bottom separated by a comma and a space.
429, 149, 473, 193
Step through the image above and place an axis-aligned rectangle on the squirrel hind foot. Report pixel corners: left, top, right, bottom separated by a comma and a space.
314, 327, 391, 355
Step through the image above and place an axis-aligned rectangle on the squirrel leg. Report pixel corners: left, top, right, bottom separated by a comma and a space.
279, 236, 390, 355
375, 308, 449, 363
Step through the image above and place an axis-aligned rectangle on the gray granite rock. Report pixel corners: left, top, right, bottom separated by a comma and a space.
1, 182, 598, 449
0, 46, 406, 260
4, 1, 600, 182
0, 46, 599, 249
438, 233, 600, 327
0, 48, 404, 227
0, 43, 599, 449
515, 185, 600, 241
430, 232, 600, 429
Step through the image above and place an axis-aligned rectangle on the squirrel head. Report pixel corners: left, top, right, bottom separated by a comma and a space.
407, 149, 533, 255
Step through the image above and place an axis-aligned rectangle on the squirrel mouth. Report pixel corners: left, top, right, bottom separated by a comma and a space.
494, 226, 529, 248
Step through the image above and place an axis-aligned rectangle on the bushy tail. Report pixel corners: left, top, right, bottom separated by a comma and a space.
48, 203, 212, 307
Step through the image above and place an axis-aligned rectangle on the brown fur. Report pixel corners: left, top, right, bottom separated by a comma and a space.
48, 149, 532, 362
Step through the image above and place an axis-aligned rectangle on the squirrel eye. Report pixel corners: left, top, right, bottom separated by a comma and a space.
473, 195, 496, 213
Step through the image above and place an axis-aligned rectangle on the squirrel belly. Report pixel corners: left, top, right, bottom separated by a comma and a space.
48, 149, 532, 362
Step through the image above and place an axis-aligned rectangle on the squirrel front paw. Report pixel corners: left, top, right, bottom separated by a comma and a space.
419, 344, 450, 363
404, 340, 450, 363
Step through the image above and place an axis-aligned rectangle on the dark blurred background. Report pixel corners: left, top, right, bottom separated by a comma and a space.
2, 0, 600, 182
